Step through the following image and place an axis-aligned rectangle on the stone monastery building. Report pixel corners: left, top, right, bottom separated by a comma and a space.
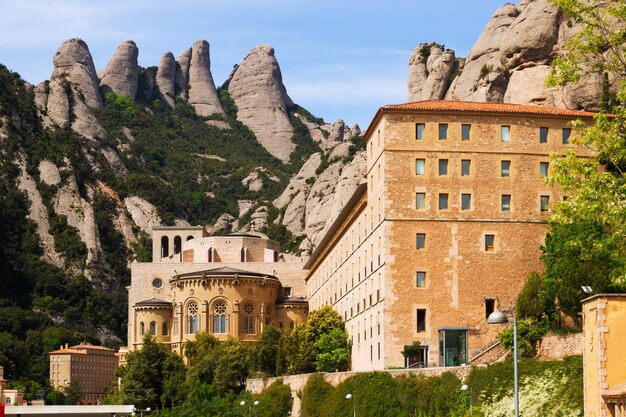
128, 100, 594, 372
305, 100, 594, 371
127, 228, 308, 354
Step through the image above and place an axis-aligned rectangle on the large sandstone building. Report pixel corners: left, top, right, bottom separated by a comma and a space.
305, 100, 593, 371
127, 228, 308, 354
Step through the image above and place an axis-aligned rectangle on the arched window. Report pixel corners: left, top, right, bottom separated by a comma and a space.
188, 302, 199, 334
242, 302, 255, 334
174, 236, 182, 254
207, 247, 214, 262
240, 247, 247, 262
162, 322, 168, 336
149, 321, 157, 335
187, 235, 194, 241
214, 301, 227, 333
140, 321, 145, 335
161, 236, 169, 258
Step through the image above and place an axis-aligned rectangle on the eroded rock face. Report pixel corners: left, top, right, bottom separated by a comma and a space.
409, 44, 458, 101
52, 38, 102, 110
241, 167, 280, 192
39, 160, 62, 186
227, 44, 295, 163
156, 52, 177, 108
504, 64, 565, 107
98, 40, 139, 99
176, 48, 192, 100
124, 196, 162, 237
328, 120, 345, 142
188, 40, 224, 117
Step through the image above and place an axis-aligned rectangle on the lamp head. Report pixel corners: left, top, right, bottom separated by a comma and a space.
345, 393, 353, 400
487, 310, 508, 324
240, 400, 246, 406
461, 384, 469, 391
146, 408, 151, 412
253, 400, 259, 406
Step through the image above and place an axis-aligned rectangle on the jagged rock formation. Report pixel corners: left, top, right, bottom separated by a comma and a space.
156, 52, 177, 108
226, 44, 295, 163
327, 120, 345, 143
124, 196, 162, 238
411, 0, 602, 111
98, 40, 139, 99
175, 48, 192, 100
408, 44, 459, 101
187, 40, 224, 117
241, 167, 280, 192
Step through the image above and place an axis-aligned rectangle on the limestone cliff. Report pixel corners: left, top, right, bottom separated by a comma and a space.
98, 40, 139, 99
411, 0, 602, 111
226, 44, 296, 163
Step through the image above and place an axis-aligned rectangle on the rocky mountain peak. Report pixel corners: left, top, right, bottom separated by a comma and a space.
226, 43, 295, 163
156, 52, 177, 108
98, 40, 139, 99
188, 39, 224, 117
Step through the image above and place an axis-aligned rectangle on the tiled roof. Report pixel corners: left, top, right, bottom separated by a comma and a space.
381, 100, 597, 117
174, 267, 278, 280
134, 298, 172, 307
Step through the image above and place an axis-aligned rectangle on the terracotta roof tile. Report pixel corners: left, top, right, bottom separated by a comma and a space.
381, 100, 597, 117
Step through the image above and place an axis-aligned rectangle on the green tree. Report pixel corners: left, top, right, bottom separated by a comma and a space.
314, 328, 350, 372
280, 324, 316, 375
306, 305, 345, 341
160, 352, 188, 408
213, 338, 250, 394
250, 324, 282, 376
516, 271, 557, 323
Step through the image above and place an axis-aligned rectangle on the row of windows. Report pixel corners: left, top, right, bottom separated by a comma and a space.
416, 158, 550, 178
416, 233, 502, 252
416, 192, 552, 212
415, 123, 571, 144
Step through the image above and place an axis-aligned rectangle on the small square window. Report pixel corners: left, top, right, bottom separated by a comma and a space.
416, 233, 426, 249
540, 195, 550, 212
540, 162, 549, 177
501, 160, 511, 177
501, 194, 511, 212
416, 271, 426, 287
501, 125, 510, 142
416, 192, 425, 209
439, 124, 448, 140
417, 309, 426, 332
562, 128, 571, 144
540, 127, 548, 143
439, 193, 449, 210
461, 193, 471, 210
485, 234, 495, 252
439, 159, 448, 176
416, 123, 425, 140
416, 159, 425, 175
461, 159, 471, 176
462, 124, 471, 141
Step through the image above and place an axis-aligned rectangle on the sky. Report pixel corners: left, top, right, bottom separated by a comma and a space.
0, 0, 507, 129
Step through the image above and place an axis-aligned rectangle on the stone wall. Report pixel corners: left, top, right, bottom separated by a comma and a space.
537, 332, 583, 361
246, 366, 472, 416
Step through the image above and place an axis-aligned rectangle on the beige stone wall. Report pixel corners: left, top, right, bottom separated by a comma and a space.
306, 107, 589, 371
583, 295, 626, 417
537, 333, 583, 361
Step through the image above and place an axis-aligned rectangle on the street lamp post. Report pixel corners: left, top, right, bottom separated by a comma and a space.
345, 393, 356, 417
239, 400, 259, 417
461, 384, 473, 416
487, 310, 519, 417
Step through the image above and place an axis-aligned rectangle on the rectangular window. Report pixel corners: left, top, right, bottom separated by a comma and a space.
417, 309, 426, 332
439, 159, 448, 176
461, 159, 471, 176
485, 234, 495, 252
485, 299, 495, 319
438, 193, 449, 210
416, 192, 425, 209
540, 195, 550, 212
462, 124, 471, 141
501, 194, 511, 212
540, 127, 548, 143
416, 123, 425, 140
562, 128, 571, 144
416, 233, 426, 249
461, 193, 471, 210
416, 159, 425, 175
501, 160, 511, 177
540, 162, 549, 177
501, 125, 510, 142
416, 271, 426, 287
439, 123, 448, 140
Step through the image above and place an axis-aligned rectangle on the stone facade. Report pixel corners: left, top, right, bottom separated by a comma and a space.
305, 100, 594, 371
128, 227, 308, 355
48, 344, 118, 404
583, 294, 626, 417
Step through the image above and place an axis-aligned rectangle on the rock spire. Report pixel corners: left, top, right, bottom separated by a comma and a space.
98, 40, 139, 99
